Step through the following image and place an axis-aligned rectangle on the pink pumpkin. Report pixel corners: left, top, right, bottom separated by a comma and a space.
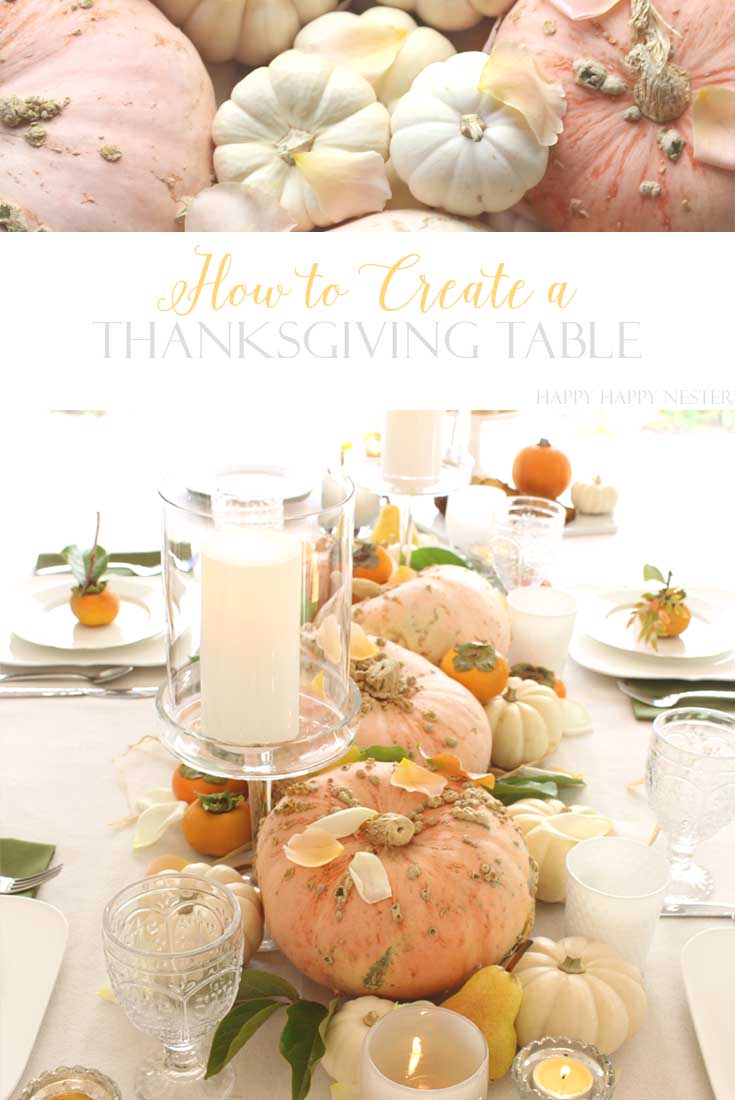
354, 639, 492, 772
329, 210, 489, 231
492, 0, 735, 231
353, 564, 512, 665
257, 762, 536, 998
0, 0, 215, 231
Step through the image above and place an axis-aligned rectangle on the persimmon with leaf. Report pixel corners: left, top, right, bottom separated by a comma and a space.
511, 663, 567, 698
441, 642, 510, 703
172, 764, 248, 805
62, 513, 119, 627
628, 565, 691, 649
183, 791, 252, 857
353, 541, 393, 585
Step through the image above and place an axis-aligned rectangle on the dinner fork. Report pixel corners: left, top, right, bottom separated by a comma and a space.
0, 665, 134, 685
0, 863, 63, 894
617, 680, 735, 709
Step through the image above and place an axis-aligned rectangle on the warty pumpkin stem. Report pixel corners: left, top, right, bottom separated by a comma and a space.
627, 0, 691, 123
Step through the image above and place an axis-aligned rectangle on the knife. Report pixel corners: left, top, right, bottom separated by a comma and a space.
662, 902, 735, 919
0, 686, 159, 699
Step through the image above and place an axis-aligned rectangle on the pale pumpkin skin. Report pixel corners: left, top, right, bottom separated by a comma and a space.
0, 0, 215, 232
329, 209, 490, 231
354, 639, 493, 772
492, 0, 735, 231
257, 761, 536, 998
353, 564, 512, 665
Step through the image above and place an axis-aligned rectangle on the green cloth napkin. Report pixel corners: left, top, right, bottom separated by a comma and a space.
0, 838, 55, 897
625, 679, 735, 721
35, 550, 160, 575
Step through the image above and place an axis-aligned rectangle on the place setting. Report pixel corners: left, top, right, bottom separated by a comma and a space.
4, 411, 735, 1100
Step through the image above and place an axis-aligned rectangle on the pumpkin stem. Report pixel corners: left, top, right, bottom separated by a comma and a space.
559, 955, 587, 975
277, 128, 315, 165
460, 113, 487, 142
364, 812, 415, 847
627, 0, 690, 122
504, 938, 533, 973
537, 438, 551, 448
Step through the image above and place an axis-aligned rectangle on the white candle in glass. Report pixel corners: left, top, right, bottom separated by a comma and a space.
507, 587, 577, 673
200, 515, 302, 748
382, 411, 444, 487
361, 1004, 488, 1099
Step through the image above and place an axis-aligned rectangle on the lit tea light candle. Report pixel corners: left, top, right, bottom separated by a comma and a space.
532, 1057, 595, 1099
382, 410, 444, 488
361, 1004, 488, 1099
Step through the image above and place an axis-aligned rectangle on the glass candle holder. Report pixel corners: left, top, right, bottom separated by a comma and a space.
506, 587, 577, 673
495, 496, 566, 587
18, 1067, 121, 1100
361, 1004, 488, 1099
512, 1038, 615, 1100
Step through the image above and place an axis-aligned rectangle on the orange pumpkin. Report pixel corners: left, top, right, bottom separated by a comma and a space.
491, 0, 735, 232
354, 639, 493, 771
257, 761, 536, 998
512, 439, 571, 500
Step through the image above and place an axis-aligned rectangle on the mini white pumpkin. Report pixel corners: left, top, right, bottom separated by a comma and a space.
294, 8, 456, 111
571, 477, 619, 516
180, 862, 264, 960
322, 996, 397, 1084
154, 0, 339, 66
514, 936, 647, 1054
390, 52, 555, 215
485, 677, 562, 771
507, 799, 615, 903
213, 51, 391, 231
382, 0, 513, 33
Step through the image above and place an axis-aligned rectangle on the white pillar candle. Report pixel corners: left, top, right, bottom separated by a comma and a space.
507, 587, 577, 673
382, 411, 444, 488
200, 527, 302, 747
361, 1004, 488, 1099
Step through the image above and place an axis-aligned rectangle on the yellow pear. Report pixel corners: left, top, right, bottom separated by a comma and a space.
442, 965, 522, 1081
371, 503, 401, 545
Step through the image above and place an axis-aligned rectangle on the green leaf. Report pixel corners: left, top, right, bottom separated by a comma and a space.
643, 564, 665, 584
511, 766, 586, 789
410, 546, 469, 572
279, 999, 330, 1100
206, 998, 282, 1078
86, 545, 109, 582
237, 967, 299, 1004
493, 778, 559, 805
60, 544, 88, 587
357, 745, 409, 763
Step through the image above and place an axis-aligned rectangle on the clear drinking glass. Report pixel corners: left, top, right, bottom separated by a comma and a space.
493, 495, 566, 587
646, 708, 735, 904
103, 873, 244, 1100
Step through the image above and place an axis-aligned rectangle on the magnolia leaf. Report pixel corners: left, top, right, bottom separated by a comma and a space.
359, 745, 409, 763
60, 543, 88, 587
480, 42, 566, 147
185, 183, 296, 233
560, 698, 594, 736
280, 999, 332, 1100
391, 758, 447, 797
307, 806, 378, 838
236, 967, 299, 1004
132, 800, 187, 849
283, 828, 344, 868
206, 998, 283, 1078
295, 11, 410, 85
294, 149, 391, 226
410, 546, 469, 571
493, 778, 559, 805
86, 545, 109, 583
348, 851, 392, 904
692, 88, 735, 171
643, 564, 665, 584
547, 0, 623, 18
511, 766, 585, 789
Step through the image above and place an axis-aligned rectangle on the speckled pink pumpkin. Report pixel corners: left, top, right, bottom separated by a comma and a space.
0, 0, 215, 231
491, 0, 735, 231
354, 639, 492, 773
257, 761, 536, 999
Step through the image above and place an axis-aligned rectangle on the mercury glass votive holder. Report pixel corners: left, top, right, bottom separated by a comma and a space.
512, 1038, 616, 1100
18, 1066, 122, 1100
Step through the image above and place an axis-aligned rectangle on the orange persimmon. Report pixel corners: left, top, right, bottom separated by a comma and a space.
183, 792, 252, 858
353, 542, 393, 585
510, 663, 566, 697
70, 587, 120, 626
172, 764, 248, 804
440, 642, 510, 704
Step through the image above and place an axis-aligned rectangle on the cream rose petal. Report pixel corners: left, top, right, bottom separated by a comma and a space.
295, 11, 410, 85
284, 828, 344, 868
317, 614, 342, 664
307, 806, 379, 838
547, 0, 623, 18
479, 42, 566, 147
692, 88, 735, 171
96, 984, 117, 1003
184, 183, 297, 233
136, 787, 178, 812
349, 623, 379, 661
133, 801, 187, 850
560, 698, 594, 736
390, 758, 448, 798
348, 851, 392, 904
294, 149, 391, 225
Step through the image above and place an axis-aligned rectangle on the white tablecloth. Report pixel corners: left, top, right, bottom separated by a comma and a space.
4, 648, 732, 1100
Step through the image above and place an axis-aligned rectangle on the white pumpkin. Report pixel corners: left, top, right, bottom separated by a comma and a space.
390, 52, 553, 215
514, 936, 647, 1054
213, 51, 391, 231
571, 477, 619, 516
154, 0, 339, 65
507, 799, 615, 903
382, 0, 513, 32
294, 8, 456, 111
322, 996, 397, 1084
484, 677, 562, 770
180, 861, 264, 960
